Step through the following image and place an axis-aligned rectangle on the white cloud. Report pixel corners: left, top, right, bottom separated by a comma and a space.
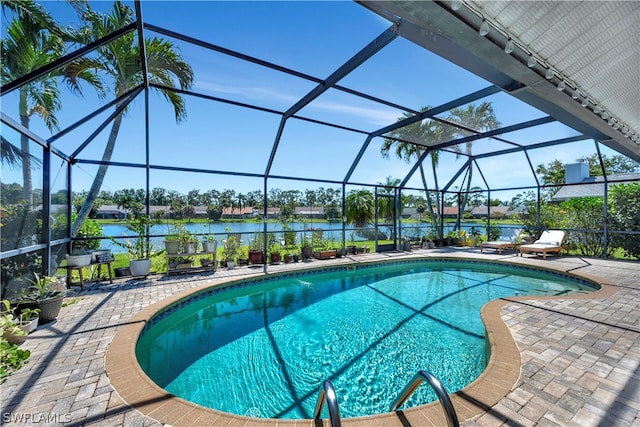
194, 77, 401, 127
308, 99, 401, 127
193, 79, 300, 107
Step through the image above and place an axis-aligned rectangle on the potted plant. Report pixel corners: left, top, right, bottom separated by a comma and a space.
270, 244, 282, 264
1, 300, 28, 345
183, 233, 199, 254
222, 233, 240, 268
300, 238, 313, 259
248, 231, 265, 265
19, 307, 40, 333
165, 223, 190, 254
164, 233, 180, 254
19, 274, 67, 323
237, 247, 249, 266
443, 231, 454, 246
201, 235, 216, 253
202, 222, 216, 253
422, 230, 436, 249
116, 215, 159, 277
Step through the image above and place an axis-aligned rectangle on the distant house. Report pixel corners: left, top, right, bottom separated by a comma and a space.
425, 207, 459, 218
509, 205, 528, 216
401, 207, 417, 219
265, 207, 281, 218
193, 205, 208, 218
551, 163, 640, 202
221, 207, 253, 219
95, 205, 126, 220
470, 206, 511, 218
440, 207, 459, 218
149, 205, 171, 218
295, 206, 325, 219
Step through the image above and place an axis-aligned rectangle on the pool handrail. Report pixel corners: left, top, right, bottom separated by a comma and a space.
390, 370, 459, 427
313, 380, 342, 427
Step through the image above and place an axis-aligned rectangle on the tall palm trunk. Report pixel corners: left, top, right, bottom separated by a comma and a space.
415, 148, 440, 230
71, 111, 124, 237
456, 164, 473, 230
456, 142, 474, 230
19, 90, 33, 207
418, 163, 437, 227
431, 152, 441, 231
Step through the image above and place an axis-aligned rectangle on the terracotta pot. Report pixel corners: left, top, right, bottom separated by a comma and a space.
248, 250, 264, 264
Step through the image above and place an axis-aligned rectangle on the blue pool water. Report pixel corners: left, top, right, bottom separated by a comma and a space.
136, 260, 596, 419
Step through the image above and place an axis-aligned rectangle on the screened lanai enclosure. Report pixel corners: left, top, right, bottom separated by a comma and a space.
2, 1, 639, 288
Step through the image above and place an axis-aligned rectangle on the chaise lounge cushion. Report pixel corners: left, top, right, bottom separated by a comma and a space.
520, 230, 566, 259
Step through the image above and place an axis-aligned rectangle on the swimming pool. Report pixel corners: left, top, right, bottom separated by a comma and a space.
135, 259, 596, 419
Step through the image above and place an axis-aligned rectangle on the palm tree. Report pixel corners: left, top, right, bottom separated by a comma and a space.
219, 190, 235, 219
70, 1, 194, 237
235, 193, 246, 217
381, 108, 451, 230
447, 102, 500, 226
1, 2, 64, 205
345, 189, 374, 228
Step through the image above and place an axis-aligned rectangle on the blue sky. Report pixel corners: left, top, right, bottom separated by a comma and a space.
2, 0, 620, 201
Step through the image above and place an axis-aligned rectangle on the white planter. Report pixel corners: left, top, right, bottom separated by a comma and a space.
129, 259, 151, 276
226, 261, 235, 269
202, 241, 214, 252
165, 240, 180, 254
27, 318, 39, 333
65, 254, 92, 267
184, 243, 197, 254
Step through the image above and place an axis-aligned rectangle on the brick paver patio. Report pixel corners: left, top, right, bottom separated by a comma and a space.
1, 249, 638, 426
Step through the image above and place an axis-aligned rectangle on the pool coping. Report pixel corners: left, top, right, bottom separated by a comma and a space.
105, 256, 618, 426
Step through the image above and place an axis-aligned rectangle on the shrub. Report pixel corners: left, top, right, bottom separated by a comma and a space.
559, 197, 609, 257
609, 183, 640, 259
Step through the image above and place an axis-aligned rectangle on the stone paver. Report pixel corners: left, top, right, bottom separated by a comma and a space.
0, 249, 638, 426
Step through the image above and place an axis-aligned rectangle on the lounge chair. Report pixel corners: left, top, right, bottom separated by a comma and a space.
519, 230, 566, 260
480, 231, 530, 254
480, 239, 517, 254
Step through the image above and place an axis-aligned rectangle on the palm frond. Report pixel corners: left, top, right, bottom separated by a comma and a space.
1, 0, 63, 36
0, 136, 42, 170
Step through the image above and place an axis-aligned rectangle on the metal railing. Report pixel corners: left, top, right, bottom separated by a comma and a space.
314, 380, 341, 427
390, 370, 459, 427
